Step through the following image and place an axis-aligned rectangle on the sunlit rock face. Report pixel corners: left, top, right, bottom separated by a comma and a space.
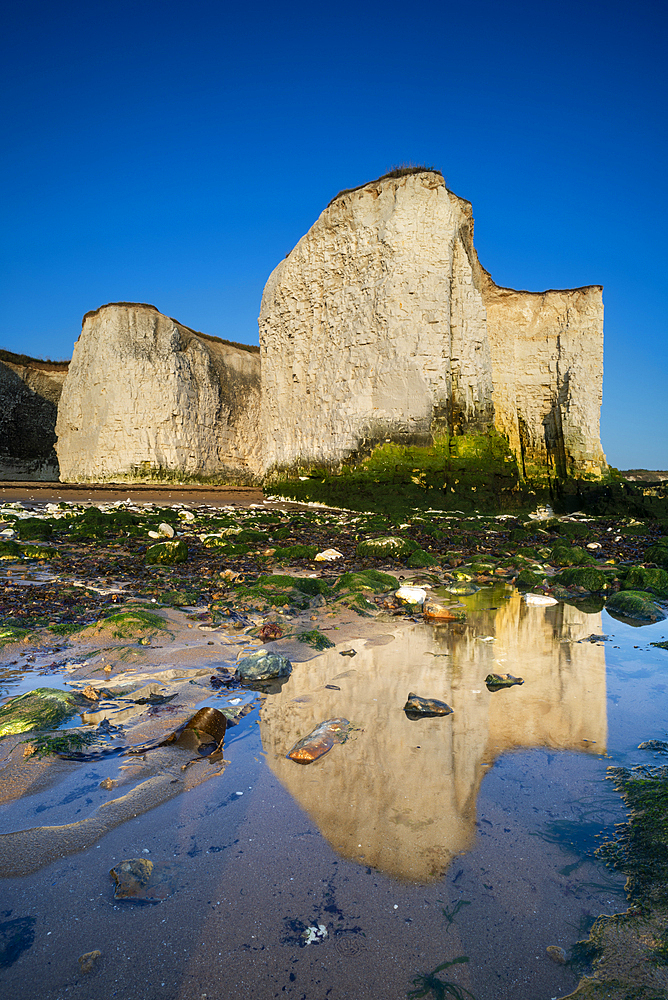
0, 351, 68, 480
259, 594, 606, 883
259, 171, 606, 477
55, 303, 261, 483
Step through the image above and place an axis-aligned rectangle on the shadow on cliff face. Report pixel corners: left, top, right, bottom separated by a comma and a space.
0, 361, 60, 480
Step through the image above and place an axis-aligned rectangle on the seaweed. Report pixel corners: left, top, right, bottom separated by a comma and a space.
408, 957, 476, 999
297, 630, 336, 651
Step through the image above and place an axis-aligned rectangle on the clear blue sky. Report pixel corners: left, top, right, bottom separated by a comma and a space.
1, 0, 666, 470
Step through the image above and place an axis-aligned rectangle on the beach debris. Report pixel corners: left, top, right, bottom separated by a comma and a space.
524, 593, 558, 606
339, 648, 357, 657
78, 949, 102, 973
485, 673, 524, 691
315, 548, 343, 561
302, 924, 327, 945
109, 858, 154, 899
258, 622, 284, 641
546, 945, 566, 964
82, 685, 100, 701
236, 648, 292, 682
287, 718, 353, 764
403, 693, 453, 718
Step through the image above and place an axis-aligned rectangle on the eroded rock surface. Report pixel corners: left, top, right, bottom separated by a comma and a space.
55, 303, 261, 483
0, 350, 68, 480
259, 170, 606, 478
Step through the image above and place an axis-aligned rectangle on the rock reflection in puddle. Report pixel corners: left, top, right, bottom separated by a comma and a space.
260, 592, 607, 881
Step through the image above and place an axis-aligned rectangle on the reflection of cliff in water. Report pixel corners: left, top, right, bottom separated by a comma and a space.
259, 593, 607, 883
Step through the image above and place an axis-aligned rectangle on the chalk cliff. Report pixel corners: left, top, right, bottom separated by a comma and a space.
55, 303, 261, 483
259, 170, 606, 478
0, 350, 68, 480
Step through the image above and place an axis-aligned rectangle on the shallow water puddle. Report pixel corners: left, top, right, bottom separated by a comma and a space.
1, 594, 668, 998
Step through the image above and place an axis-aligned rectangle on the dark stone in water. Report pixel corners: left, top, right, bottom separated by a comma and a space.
485, 673, 524, 691
403, 693, 453, 718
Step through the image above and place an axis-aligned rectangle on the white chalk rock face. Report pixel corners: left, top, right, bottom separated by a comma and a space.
258, 170, 606, 478
55, 303, 261, 483
259, 172, 494, 475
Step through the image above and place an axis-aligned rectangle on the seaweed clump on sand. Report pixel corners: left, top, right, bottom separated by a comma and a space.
564, 764, 668, 998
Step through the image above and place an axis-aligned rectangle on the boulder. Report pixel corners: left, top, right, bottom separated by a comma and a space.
236, 649, 292, 682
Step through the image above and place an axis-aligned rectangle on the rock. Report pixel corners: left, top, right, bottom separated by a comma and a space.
55, 303, 261, 483
644, 542, 668, 570
446, 582, 480, 596
524, 593, 558, 606
485, 673, 524, 691
423, 600, 463, 622
555, 567, 608, 592
333, 569, 398, 593
395, 586, 427, 607
546, 945, 566, 964
236, 648, 292, 682
356, 537, 416, 559
78, 949, 102, 973
406, 549, 439, 568
82, 685, 99, 701
158, 522, 175, 538
403, 693, 453, 717
0, 688, 80, 737
606, 590, 666, 623
145, 539, 188, 565
622, 565, 668, 598
314, 548, 343, 561
287, 719, 352, 763
0, 539, 22, 560
0, 349, 67, 480
259, 170, 606, 479
515, 569, 544, 589
109, 858, 154, 899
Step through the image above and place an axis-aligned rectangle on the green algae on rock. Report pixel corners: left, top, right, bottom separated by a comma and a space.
605, 590, 666, 623
555, 567, 609, 592
0, 625, 29, 646
0, 687, 80, 737
144, 539, 188, 564
78, 608, 170, 640
564, 765, 668, 999
0, 539, 22, 560
406, 548, 440, 568
356, 536, 417, 559
622, 565, 668, 598
333, 569, 399, 594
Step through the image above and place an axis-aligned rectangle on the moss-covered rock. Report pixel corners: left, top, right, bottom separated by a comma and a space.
515, 569, 544, 588
15, 517, 53, 540
333, 569, 398, 593
405, 548, 439, 568
0, 624, 29, 645
622, 565, 668, 598
355, 536, 416, 559
551, 544, 595, 567
605, 590, 666, 623
145, 539, 188, 565
79, 608, 170, 640
273, 544, 318, 561
21, 545, 59, 560
0, 687, 80, 737
555, 567, 609, 592
0, 539, 22, 560
644, 542, 668, 570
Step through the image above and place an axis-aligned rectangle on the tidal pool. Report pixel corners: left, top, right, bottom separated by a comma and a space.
1, 589, 667, 999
